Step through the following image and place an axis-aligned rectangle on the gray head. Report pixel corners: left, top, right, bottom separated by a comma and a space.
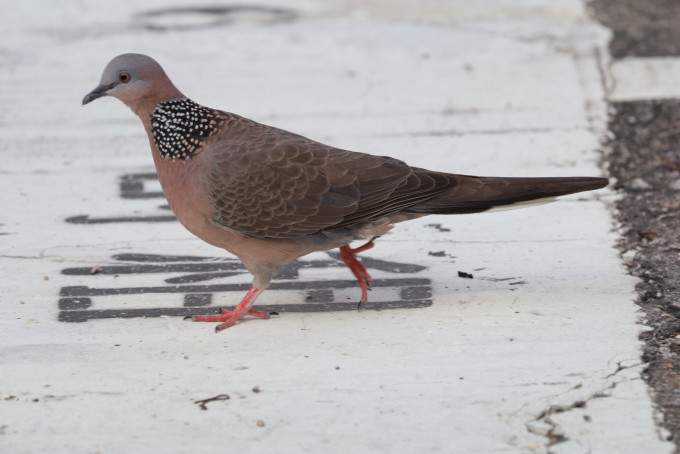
82, 53, 182, 113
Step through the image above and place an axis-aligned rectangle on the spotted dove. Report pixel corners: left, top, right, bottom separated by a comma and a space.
82, 53, 608, 332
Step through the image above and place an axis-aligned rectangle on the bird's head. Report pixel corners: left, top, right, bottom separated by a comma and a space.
82, 53, 182, 114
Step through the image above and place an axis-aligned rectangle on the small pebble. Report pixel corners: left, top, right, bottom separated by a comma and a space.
621, 250, 636, 264
669, 179, 680, 191
629, 178, 651, 190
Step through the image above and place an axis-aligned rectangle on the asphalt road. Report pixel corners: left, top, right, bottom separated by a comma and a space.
591, 0, 680, 449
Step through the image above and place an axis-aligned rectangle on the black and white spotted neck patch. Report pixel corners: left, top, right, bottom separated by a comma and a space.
150, 98, 227, 160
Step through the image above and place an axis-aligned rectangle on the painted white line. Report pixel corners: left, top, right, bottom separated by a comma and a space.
609, 57, 680, 102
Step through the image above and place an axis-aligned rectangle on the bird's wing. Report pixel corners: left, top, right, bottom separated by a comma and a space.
206, 125, 454, 239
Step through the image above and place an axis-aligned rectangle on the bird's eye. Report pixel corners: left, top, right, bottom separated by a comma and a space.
119, 72, 131, 83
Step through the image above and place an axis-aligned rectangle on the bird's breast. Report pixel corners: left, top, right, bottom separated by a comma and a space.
151, 152, 217, 239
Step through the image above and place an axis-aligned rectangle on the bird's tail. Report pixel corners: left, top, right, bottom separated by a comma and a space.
404, 175, 608, 215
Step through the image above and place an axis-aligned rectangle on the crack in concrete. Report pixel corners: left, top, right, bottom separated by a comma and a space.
528, 389, 608, 450
605, 360, 643, 379
526, 361, 643, 451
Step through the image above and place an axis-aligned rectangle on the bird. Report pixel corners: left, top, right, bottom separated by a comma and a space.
82, 53, 608, 332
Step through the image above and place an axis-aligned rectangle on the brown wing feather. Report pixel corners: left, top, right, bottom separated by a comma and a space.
206, 114, 448, 239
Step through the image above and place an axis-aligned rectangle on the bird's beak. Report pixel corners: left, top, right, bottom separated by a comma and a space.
82, 83, 115, 105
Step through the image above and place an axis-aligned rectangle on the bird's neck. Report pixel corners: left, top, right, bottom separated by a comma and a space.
144, 98, 228, 161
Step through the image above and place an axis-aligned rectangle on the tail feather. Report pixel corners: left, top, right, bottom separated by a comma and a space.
404, 175, 608, 215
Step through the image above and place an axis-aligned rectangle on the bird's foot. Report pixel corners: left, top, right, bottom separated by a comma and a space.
189, 287, 266, 332
339, 239, 376, 310
192, 309, 269, 332
193, 308, 271, 321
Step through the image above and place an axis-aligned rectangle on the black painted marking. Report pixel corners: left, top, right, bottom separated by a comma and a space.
120, 173, 164, 199
59, 278, 430, 297
306, 289, 334, 303
184, 293, 212, 307
66, 214, 177, 224
136, 5, 298, 31
59, 297, 92, 310
57, 253, 433, 323
426, 223, 452, 233
401, 286, 432, 300
166, 272, 243, 284
114, 253, 215, 262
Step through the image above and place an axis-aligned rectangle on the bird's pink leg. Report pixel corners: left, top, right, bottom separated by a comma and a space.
191, 287, 268, 332
339, 239, 375, 309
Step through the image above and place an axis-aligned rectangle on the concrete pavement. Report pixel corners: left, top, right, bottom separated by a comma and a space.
0, 1, 672, 452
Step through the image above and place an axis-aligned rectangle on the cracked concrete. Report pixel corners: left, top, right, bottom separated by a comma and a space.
527, 361, 649, 452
